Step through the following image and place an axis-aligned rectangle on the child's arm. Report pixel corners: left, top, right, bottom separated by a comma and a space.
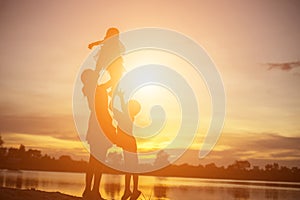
88, 40, 103, 49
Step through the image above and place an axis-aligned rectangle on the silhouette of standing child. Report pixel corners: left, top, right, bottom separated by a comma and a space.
113, 90, 142, 200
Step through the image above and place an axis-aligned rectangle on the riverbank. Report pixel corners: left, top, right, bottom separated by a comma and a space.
0, 187, 81, 200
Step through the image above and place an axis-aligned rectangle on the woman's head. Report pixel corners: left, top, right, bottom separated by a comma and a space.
81, 69, 98, 84
81, 69, 98, 97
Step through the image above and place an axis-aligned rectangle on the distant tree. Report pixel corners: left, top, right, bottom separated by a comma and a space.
59, 155, 73, 161
19, 144, 25, 152
8, 147, 19, 158
18, 144, 26, 159
280, 166, 290, 173
291, 167, 300, 173
0, 135, 6, 163
0, 135, 3, 147
265, 164, 273, 171
205, 163, 217, 169
228, 160, 250, 170
42, 154, 51, 160
0, 146, 7, 157
237, 160, 250, 170
273, 163, 279, 171
252, 166, 260, 171
27, 149, 42, 159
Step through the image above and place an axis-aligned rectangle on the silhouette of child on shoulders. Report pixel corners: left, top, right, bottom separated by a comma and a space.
89, 27, 125, 96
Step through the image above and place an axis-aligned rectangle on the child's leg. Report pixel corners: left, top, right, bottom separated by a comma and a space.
121, 174, 132, 200
130, 137, 138, 192
129, 139, 141, 199
130, 174, 141, 200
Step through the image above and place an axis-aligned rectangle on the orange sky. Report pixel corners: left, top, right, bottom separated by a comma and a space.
0, 0, 300, 167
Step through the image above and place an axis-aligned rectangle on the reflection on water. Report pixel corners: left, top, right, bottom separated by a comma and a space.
154, 185, 168, 199
229, 188, 250, 199
105, 183, 121, 198
2, 171, 24, 189
0, 169, 300, 200
103, 175, 122, 199
265, 189, 278, 200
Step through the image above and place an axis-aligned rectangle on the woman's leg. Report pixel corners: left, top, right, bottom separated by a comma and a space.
92, 165, 102, 193
124, 174, 131, 192
91, 159, 106, 200
83, 155, 94, 197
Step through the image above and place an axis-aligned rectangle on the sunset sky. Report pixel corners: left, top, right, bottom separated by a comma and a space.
0, 0, 299, 167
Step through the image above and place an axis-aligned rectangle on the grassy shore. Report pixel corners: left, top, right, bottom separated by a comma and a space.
0, 187, 81, 200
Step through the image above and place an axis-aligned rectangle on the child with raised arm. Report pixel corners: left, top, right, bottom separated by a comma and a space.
113, 90, 142, 200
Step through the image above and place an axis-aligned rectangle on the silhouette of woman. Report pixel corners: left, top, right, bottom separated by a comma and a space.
82, 27, 125, 200
81, 69, 112, 200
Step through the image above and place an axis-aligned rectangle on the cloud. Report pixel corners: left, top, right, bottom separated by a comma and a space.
248, 133, 300, 150
173, 132, 300, 167
218, 133, 300, 161
265, 61, 300, 71
270, 150, 300, 159
293, 72, 300, 76
0, 114, 78, 141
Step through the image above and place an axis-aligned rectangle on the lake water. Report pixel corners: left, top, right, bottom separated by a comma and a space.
0, 169, 299, 199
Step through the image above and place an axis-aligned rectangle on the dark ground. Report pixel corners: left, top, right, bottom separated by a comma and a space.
0, 187, 81, 200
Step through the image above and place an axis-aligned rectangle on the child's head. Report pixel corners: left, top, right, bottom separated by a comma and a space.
104, 27, 119, 39
128, 100, 141, 119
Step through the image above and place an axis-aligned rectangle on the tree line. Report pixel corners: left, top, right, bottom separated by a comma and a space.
0, 136, 299, 182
